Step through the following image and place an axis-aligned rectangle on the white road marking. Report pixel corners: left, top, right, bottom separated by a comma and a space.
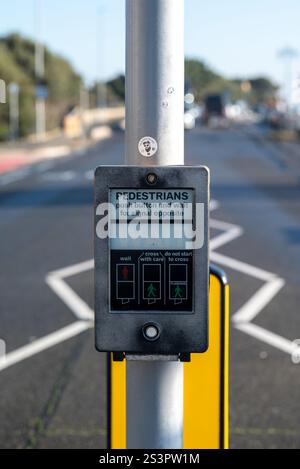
0, 321, 92, 372
0, 260, 95, 372
232, 278, 285, 324
49, 259, 94, 279
0, 168, 31, 186
32, 145, 70, 159
46, 275, 94, 321
74, 149, 87, 157
85, 170, 94, 180
41, 170, 76, 182
46, 219, 290, 357
210, 251, 277, 282
235, 322, 294, 355
0, 146, 73, 187
39, 169, 95, 183
0, 199, 292, 372
36, 161, 55, 172
210, 219, 243, 250
209, 227, 292, 354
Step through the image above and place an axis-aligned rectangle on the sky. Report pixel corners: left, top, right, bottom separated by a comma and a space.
0, 0, 300, 87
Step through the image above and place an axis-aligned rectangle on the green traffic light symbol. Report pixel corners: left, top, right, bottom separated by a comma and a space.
147, 283, 157, 298
174, 285, 184, 299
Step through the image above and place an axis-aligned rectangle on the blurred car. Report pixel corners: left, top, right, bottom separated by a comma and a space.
266, 108, 286, 129
203, 94, 228, 127
225, 101, 262, 124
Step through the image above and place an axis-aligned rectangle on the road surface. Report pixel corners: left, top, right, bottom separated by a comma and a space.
0, 125, 300, 449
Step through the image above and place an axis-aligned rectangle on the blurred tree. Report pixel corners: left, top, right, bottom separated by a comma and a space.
89, 77, 125, 107
0, 33, 82, 140
91, 63, 238, 104
0, 36, 279, 142
249, 77, 278, 104
106, 75, 126, 102
185, 58, 240, 101
186, 58, 278, 106
0, 39, 34, 139
233, 77, 278, 106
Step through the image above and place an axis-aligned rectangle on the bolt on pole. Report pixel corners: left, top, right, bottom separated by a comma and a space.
125, 0, 185, 449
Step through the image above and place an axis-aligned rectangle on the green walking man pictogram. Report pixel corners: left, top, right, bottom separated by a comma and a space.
147, 283, 157, 298
174, 285, 184, 299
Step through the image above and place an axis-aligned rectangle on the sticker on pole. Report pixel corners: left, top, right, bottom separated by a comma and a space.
138, 137, 158, 158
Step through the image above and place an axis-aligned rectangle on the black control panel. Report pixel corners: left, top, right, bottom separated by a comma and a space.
94, 166, 209, 355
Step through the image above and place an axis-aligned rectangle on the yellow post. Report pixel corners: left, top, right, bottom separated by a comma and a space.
108, 266, 229, 450
183, 266, 229, 449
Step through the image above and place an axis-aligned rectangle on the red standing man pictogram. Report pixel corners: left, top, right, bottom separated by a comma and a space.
122, 265, 129, 280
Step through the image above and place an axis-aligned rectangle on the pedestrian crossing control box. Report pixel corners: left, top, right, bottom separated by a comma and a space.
94, 166, 209, 355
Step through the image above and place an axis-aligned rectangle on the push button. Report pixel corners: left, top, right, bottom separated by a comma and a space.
142, 323, 161, 342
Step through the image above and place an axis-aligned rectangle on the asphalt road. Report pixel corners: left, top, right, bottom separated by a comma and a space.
0, 124, 300, 449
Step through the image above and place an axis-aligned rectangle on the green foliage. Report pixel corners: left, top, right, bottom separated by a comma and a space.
185, 58, 278, 105
0, 33, 278, 142
101, 59, 277, 106
106, 75, 126, 102
249, 78, 278, 105
185, 58, 238, 100
89, 78, 125, 107
0, 33, 82, 140
45, 53, 82, 103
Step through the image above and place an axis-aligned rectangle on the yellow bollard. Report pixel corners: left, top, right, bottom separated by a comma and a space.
108, 265, 229, 450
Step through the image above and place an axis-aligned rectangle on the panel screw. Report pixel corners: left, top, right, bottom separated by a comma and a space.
146, 173, 158, 185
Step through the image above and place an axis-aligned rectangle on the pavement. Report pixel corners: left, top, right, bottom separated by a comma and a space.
0, 127, 112, 175
0, 124, 300, 449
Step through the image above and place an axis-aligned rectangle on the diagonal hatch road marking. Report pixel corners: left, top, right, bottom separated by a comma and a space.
0, 200, 293, 372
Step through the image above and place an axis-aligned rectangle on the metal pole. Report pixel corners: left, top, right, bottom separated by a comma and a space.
80, 86, 89, 137
35, 0, 46, 139
278, 47, 299, 111
125, 0, 184, 449
125, 0, 184, 166
126, 359, 183, 449
0, 79, 6, 104
8, 83, 20, 141
97, 5, 108, 109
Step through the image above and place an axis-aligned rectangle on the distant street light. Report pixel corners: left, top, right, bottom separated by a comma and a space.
97, 4, 108, 109
35, 0, 47, 140
0, 79, 6, 104
277, 47, 299, 109
8, 83, 20, 141
80, 86, 90, 137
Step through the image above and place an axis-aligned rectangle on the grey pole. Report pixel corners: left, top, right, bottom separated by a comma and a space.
8, 83, 20, 141
0, 79, 6, 104
125, 0, 184, 449
35, 0, 46, 139
125, 0, 184, 166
